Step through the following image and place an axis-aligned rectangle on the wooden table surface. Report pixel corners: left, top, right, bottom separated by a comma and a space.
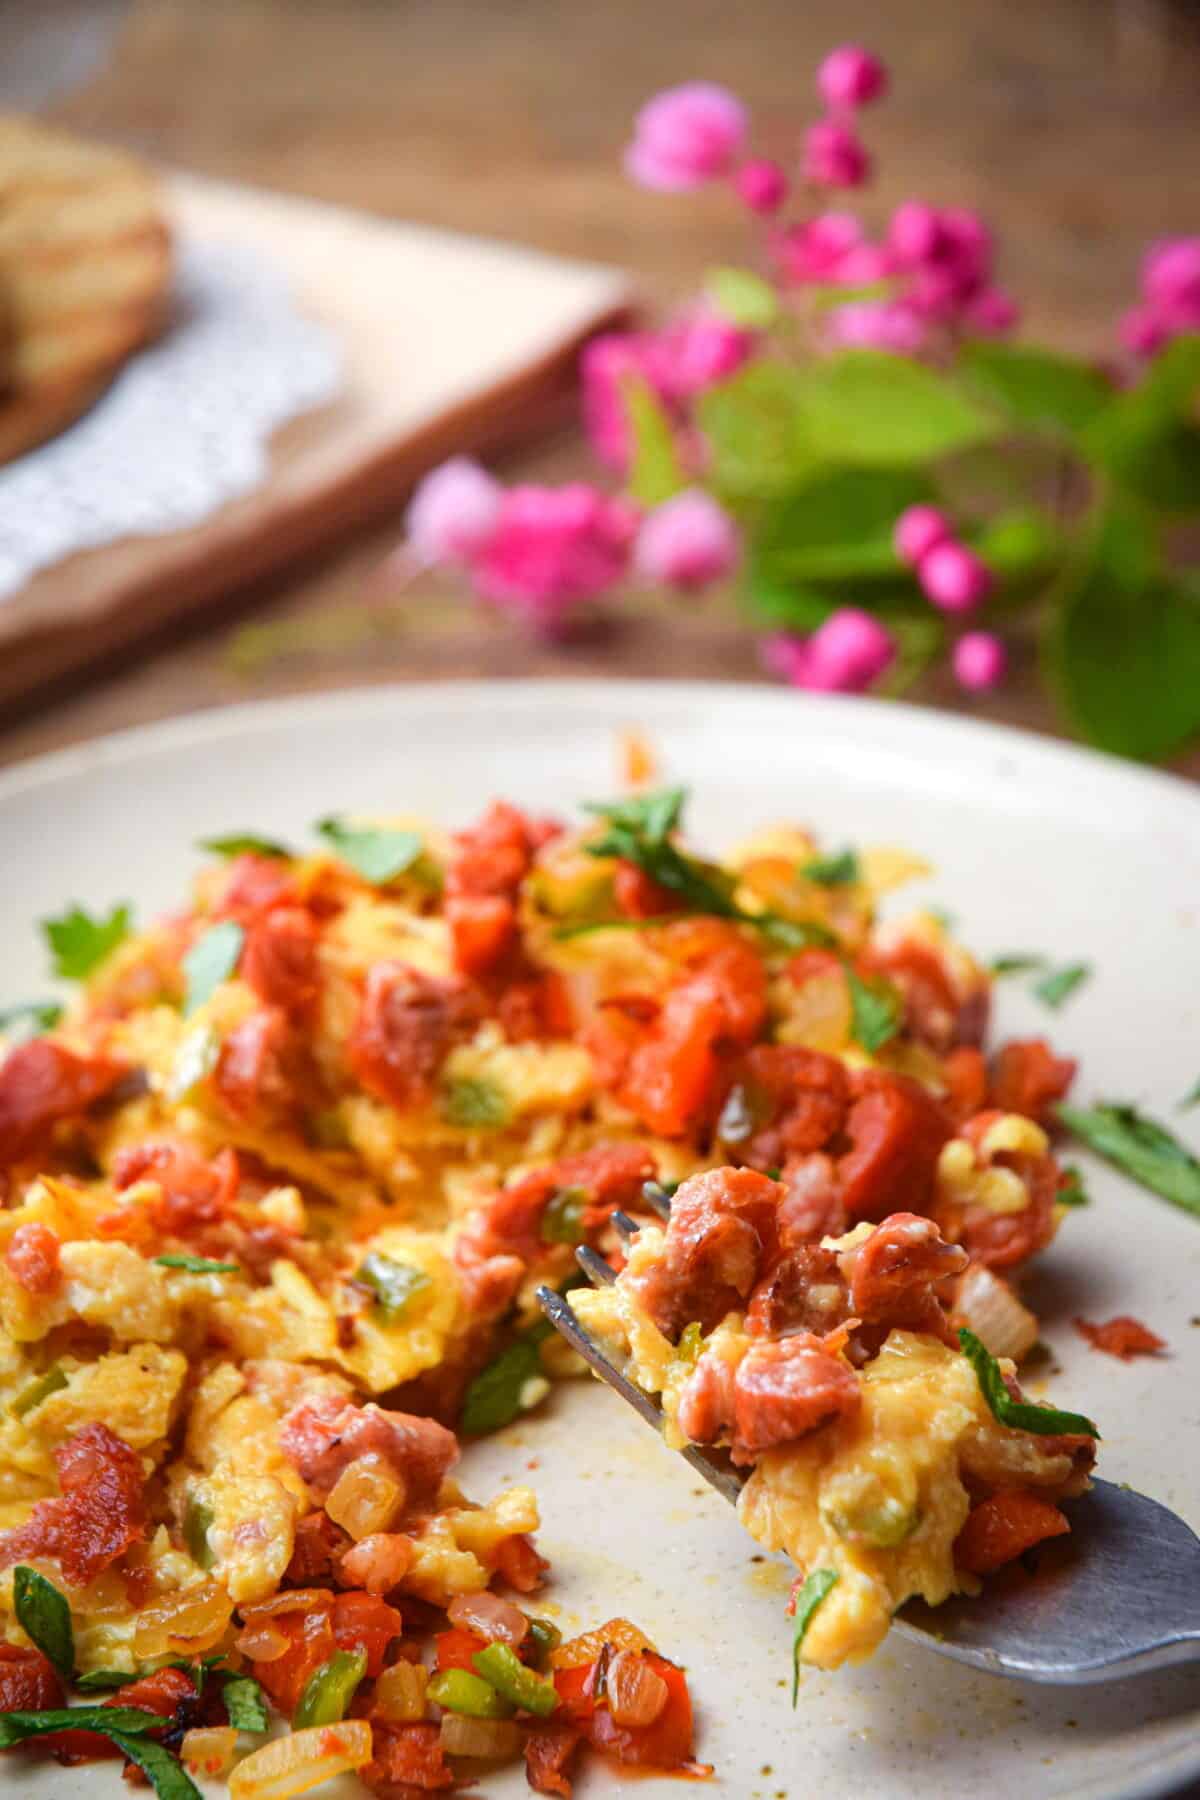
3, 0, 1199, 773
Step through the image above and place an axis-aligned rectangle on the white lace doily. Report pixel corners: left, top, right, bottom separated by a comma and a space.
0, 238, 342, 599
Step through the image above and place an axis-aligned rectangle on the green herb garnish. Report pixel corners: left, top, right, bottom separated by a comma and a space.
356, 1251, 430, 1322
1058, 1101, 1200, 1219
293, 1649, 367, 1728
316, 817, 423, 885
791, 1569, 838, 1704
441, 1076, 511, 1131
1056, 1165, 1090, 1207
0, 1000, 63, 1041
10, 1362, 69, 1419
75, 1668, 140, 1691
13, 1566, 73, 1682
846, 968, 903, 1052
584, 786, 737, 916
801, 848, 859, 886
754, 913, 838, 951
958, 1328, 1099, 1437
42, 903, 132, 981
111, 1732, 204, 1800
1032, 962, 1091, 1009
181, 921, 244, 1015
540, 1185, 589, 1245
221, 1672, 270, 1732
0, 1707, 162, 1749
990, 953, 1048, 976
156, 1254, 240, 1274
197, 832, 293, 859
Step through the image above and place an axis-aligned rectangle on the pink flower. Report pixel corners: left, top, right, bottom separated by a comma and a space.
953, 631, 1008, 692
662, 308, 755, 396
965, 286, 1020, 335
802, 118, 871, 189
918, 541, 992, 614
472, 484, 638, 632
887, 202, 998, 327
580, 331, 675, 469
1141, 238, 1200, 322
635, 490, 739, 592
406, 457, 502, 566
734, 157, 788, 214
762, 608, 895, 693
772, 212, 864, 285
825, 299, 927, 354
625, 83, 747, 191
887, 200, 942, 264
893, 505, 952, 566
816, 45, 889, 111
1118, 303, 1171, 360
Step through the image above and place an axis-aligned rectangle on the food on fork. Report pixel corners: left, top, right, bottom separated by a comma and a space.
0, 115, 172, 465
0, 786, 1096, 1794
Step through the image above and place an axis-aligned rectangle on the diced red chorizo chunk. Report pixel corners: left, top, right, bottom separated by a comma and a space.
113, 1140, 239, 1231
836, 1071, 950, 1222
1073, 1315, 1166, 1360
5, 1221, 62, 1294
866, 938, 989, 1053
730, 1334, 860, 1462
278, 1396, 459, 1512
214, 852, 299, 924
949, 1122, 1061, 1271
459, 1142, 656, 1266
445, 893, 517, 976
349, 962, 477, 1111
526, 1722, 584, 1797
0, 1643, 65, 1712
0, 1039, 125, 1165
629, 1167, 782, 1337
214, 1007, 307, 1123
718, 1046, 849, 1170
746, 1241, 850, 1339
837, 1212, 966, 1345
362, 1720, 455, 1794
241, 906, 321, 1017
676, 1350, 736, 1445
0, 1423, 146, 1586
989, 1038, 1076, 1124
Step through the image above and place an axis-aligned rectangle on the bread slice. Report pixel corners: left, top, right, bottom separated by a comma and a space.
0, 115, 172, 463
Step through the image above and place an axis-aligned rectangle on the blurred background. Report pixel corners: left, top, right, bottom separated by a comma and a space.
0, 0, 1197, 768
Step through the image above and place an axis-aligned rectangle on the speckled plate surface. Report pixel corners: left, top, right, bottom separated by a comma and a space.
2, 681, 1198, 1800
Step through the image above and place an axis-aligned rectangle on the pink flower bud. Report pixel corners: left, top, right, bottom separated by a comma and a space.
625, 83, 747, 192
802, 118, 871, 189
734, 157, 789, 214
406, 457, 502, 566
1141, 238, 1200, 322
816, 45, 889, 111
1117, 303, 1171, 360
888, 200, 942, 265
965, 286, 1020, 335
763, 609, 894, 693
664, 308, 755, 396
635, 489, 740, 592
826, 299, 927, 354
893, 505, 953, 567
918, 541, 992, 613
472, 483, 638, 633
772, 212, 863, 284
953, 630, 1008, 692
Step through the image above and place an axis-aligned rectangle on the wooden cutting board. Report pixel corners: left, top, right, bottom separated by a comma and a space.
0, 171, 633, 708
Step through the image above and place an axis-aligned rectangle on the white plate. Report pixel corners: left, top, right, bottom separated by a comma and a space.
2, 681, 1198, 1800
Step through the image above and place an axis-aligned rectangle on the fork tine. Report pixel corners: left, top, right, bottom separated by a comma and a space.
640, 1181, 673, 1221
536, 1285, 745, 1507
575, 1245, 618, 1287
610, 1210, 640, 1244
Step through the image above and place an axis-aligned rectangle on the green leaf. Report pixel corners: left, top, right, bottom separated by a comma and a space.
1084, 333, 1200, 515
622, 377, 689, 507
316, 817, 424, 885
197, 832, 293, 859
990, 952, 1047, 975
0, 1705, 162, 1748
584, 786, 687, 842
441, 1076, 511, 1131
221, 1672, 270, 1732
754, 914, 838, 951
1179, 1078, 1200, 1112
584, 786, 738, 918
1032, 962, 1091, 1009
356, 1251, 431, 1322
961, 341, 1112, 435
42, 903, 132, 981
1046, 506, 1200, 760
75, 1668, 140, 1691
802, 848, 859, 886
182, 921, 244, 1015
971, 508, 1062, 588
793, 351, 1000, 466
705, 266, 779, 330
846, 969, 903, 1053
13, 1566, 74, 1682
1057, 1165, 1089, 1207
107, 1730, 203, 1800
697, 362, 814, 498
0, 1000, 63, 1041
461, 1337, 545, 1436
791, 1569, 838, 1703
1058, 1101, 1200, 1219
958, 1328, 1099, 1436
156, 1254, 239, 1275
753, 468, 931, 585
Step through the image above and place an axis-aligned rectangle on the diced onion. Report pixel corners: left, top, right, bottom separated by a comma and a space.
229, 1720, 372, 1799
373, 1658, 429, 1722
182, 1726, 238, 1779
956, 1264, 1039, 1362
240, 1587, 332, 1618
133, 1579, 233, 1657
236, 1620, 291, 1663
438, 1713, 524, 1760
447, 1591, 528, 1647
550, 1616, 657, 1670
339, 1532, 413, 1595
606, 1649, 669, 1727
325, 1452, 407, 1540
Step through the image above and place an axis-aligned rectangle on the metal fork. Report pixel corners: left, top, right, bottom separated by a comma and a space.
537, 1198, 1200, 1686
